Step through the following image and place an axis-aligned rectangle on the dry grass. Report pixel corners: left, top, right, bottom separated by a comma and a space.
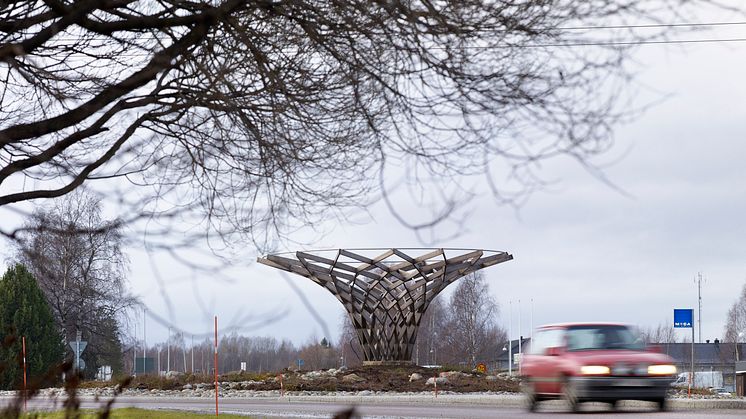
20, 408, 247, 418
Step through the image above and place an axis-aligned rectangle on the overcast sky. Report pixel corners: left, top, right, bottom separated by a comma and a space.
119, 13, 746, 348
3, 6, 746, 351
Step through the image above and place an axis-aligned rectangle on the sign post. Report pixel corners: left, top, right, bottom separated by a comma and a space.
674, 308, 694, 398
22, 336, 27, 411
214, 315, 219, 417
68, 334, 87, 373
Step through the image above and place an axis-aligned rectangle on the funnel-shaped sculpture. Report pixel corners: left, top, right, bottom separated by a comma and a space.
258, 248, 512, 364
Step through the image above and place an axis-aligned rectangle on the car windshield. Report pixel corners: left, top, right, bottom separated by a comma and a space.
565, 325, 644, 351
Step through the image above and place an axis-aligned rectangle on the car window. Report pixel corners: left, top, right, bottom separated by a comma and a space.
528, 331, 546, 354
565, 325, 644, 351
544, 329, 564, 349
528, 329, 564, 355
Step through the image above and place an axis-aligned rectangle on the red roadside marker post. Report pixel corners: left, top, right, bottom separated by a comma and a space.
22, 336, 27, 411
214, 315, 219, 416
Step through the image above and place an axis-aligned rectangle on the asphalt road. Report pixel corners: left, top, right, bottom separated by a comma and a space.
3, 396, 745, 419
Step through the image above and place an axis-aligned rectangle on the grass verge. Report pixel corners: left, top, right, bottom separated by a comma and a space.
20, 407, 248, 418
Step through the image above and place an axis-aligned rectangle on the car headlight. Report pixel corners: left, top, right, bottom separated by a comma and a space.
648, 364, 677, 375
580, 365, 611, 375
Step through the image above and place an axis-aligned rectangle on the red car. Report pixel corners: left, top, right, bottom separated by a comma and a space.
521, 323, 677, 412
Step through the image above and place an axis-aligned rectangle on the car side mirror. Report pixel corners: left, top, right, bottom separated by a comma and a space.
546, 346, 563, 356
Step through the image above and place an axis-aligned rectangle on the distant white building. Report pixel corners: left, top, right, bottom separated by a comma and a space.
96, 365, 112, 381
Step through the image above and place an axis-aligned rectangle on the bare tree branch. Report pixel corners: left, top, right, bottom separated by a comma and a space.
0, 0, 739, 249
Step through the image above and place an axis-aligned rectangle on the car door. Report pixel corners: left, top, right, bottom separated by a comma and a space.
524, 328, 565, 395
537, 328, 566, 395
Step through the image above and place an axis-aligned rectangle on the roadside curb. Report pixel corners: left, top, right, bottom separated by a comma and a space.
278, 395, 746, 410
91, 394, 746, 410
4, 393, 745, 410
668, 398, 746, 410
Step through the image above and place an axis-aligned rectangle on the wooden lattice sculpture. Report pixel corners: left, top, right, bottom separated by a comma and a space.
258, 248, 512, 364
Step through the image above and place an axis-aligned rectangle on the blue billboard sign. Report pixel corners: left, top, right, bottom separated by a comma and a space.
673, 308, 694, 328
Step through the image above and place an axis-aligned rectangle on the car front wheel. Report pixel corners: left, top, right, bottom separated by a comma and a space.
655, 397, 667, 412
521, 380, 540, 412
562, 379, 580, 412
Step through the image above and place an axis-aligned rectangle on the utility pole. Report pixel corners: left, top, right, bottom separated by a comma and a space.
696, 273, 705, 343
167, 326, 171, 373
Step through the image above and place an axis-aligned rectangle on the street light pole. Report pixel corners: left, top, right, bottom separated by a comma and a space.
736, 332, 744, 395
518, 299, 522, 376
143, 308, 146, 374
508, 300, 512, 376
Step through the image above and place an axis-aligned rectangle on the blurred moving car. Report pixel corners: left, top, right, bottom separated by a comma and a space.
521, 323, 677, 412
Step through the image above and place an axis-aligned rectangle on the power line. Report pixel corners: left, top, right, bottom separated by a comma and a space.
516, 20, 746, 31
490, 36, 746, 49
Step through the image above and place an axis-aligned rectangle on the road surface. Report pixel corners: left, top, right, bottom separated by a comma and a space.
3, 396, 745, 418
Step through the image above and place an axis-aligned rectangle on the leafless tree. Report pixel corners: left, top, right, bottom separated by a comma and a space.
14, 189, 135, 376
413, 295, 447, 366
725, 283, 746, 359
135, 332, 347, 374
338, 312, 363, 368
297, 335, 340, 371
440, 272, 507, 367
639, 322, 677, 344
0, 0, 735, 248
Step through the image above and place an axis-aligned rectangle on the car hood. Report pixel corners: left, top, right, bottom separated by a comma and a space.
565, 350, 674, 365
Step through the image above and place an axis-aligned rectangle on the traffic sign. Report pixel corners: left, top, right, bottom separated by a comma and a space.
68, 340, 87, 371
69, 341, 87, 353
674, 308, 694, 328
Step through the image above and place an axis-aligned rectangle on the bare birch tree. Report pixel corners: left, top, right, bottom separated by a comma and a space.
440, 272, 506, 367
14, 189, 134, 376
640, 322, 677, 344
413, 295, 447, 366
725, 283, 746, 346
339, 312, 363, 367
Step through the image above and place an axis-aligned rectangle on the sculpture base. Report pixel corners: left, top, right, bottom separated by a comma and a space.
363, 360, 414, 366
